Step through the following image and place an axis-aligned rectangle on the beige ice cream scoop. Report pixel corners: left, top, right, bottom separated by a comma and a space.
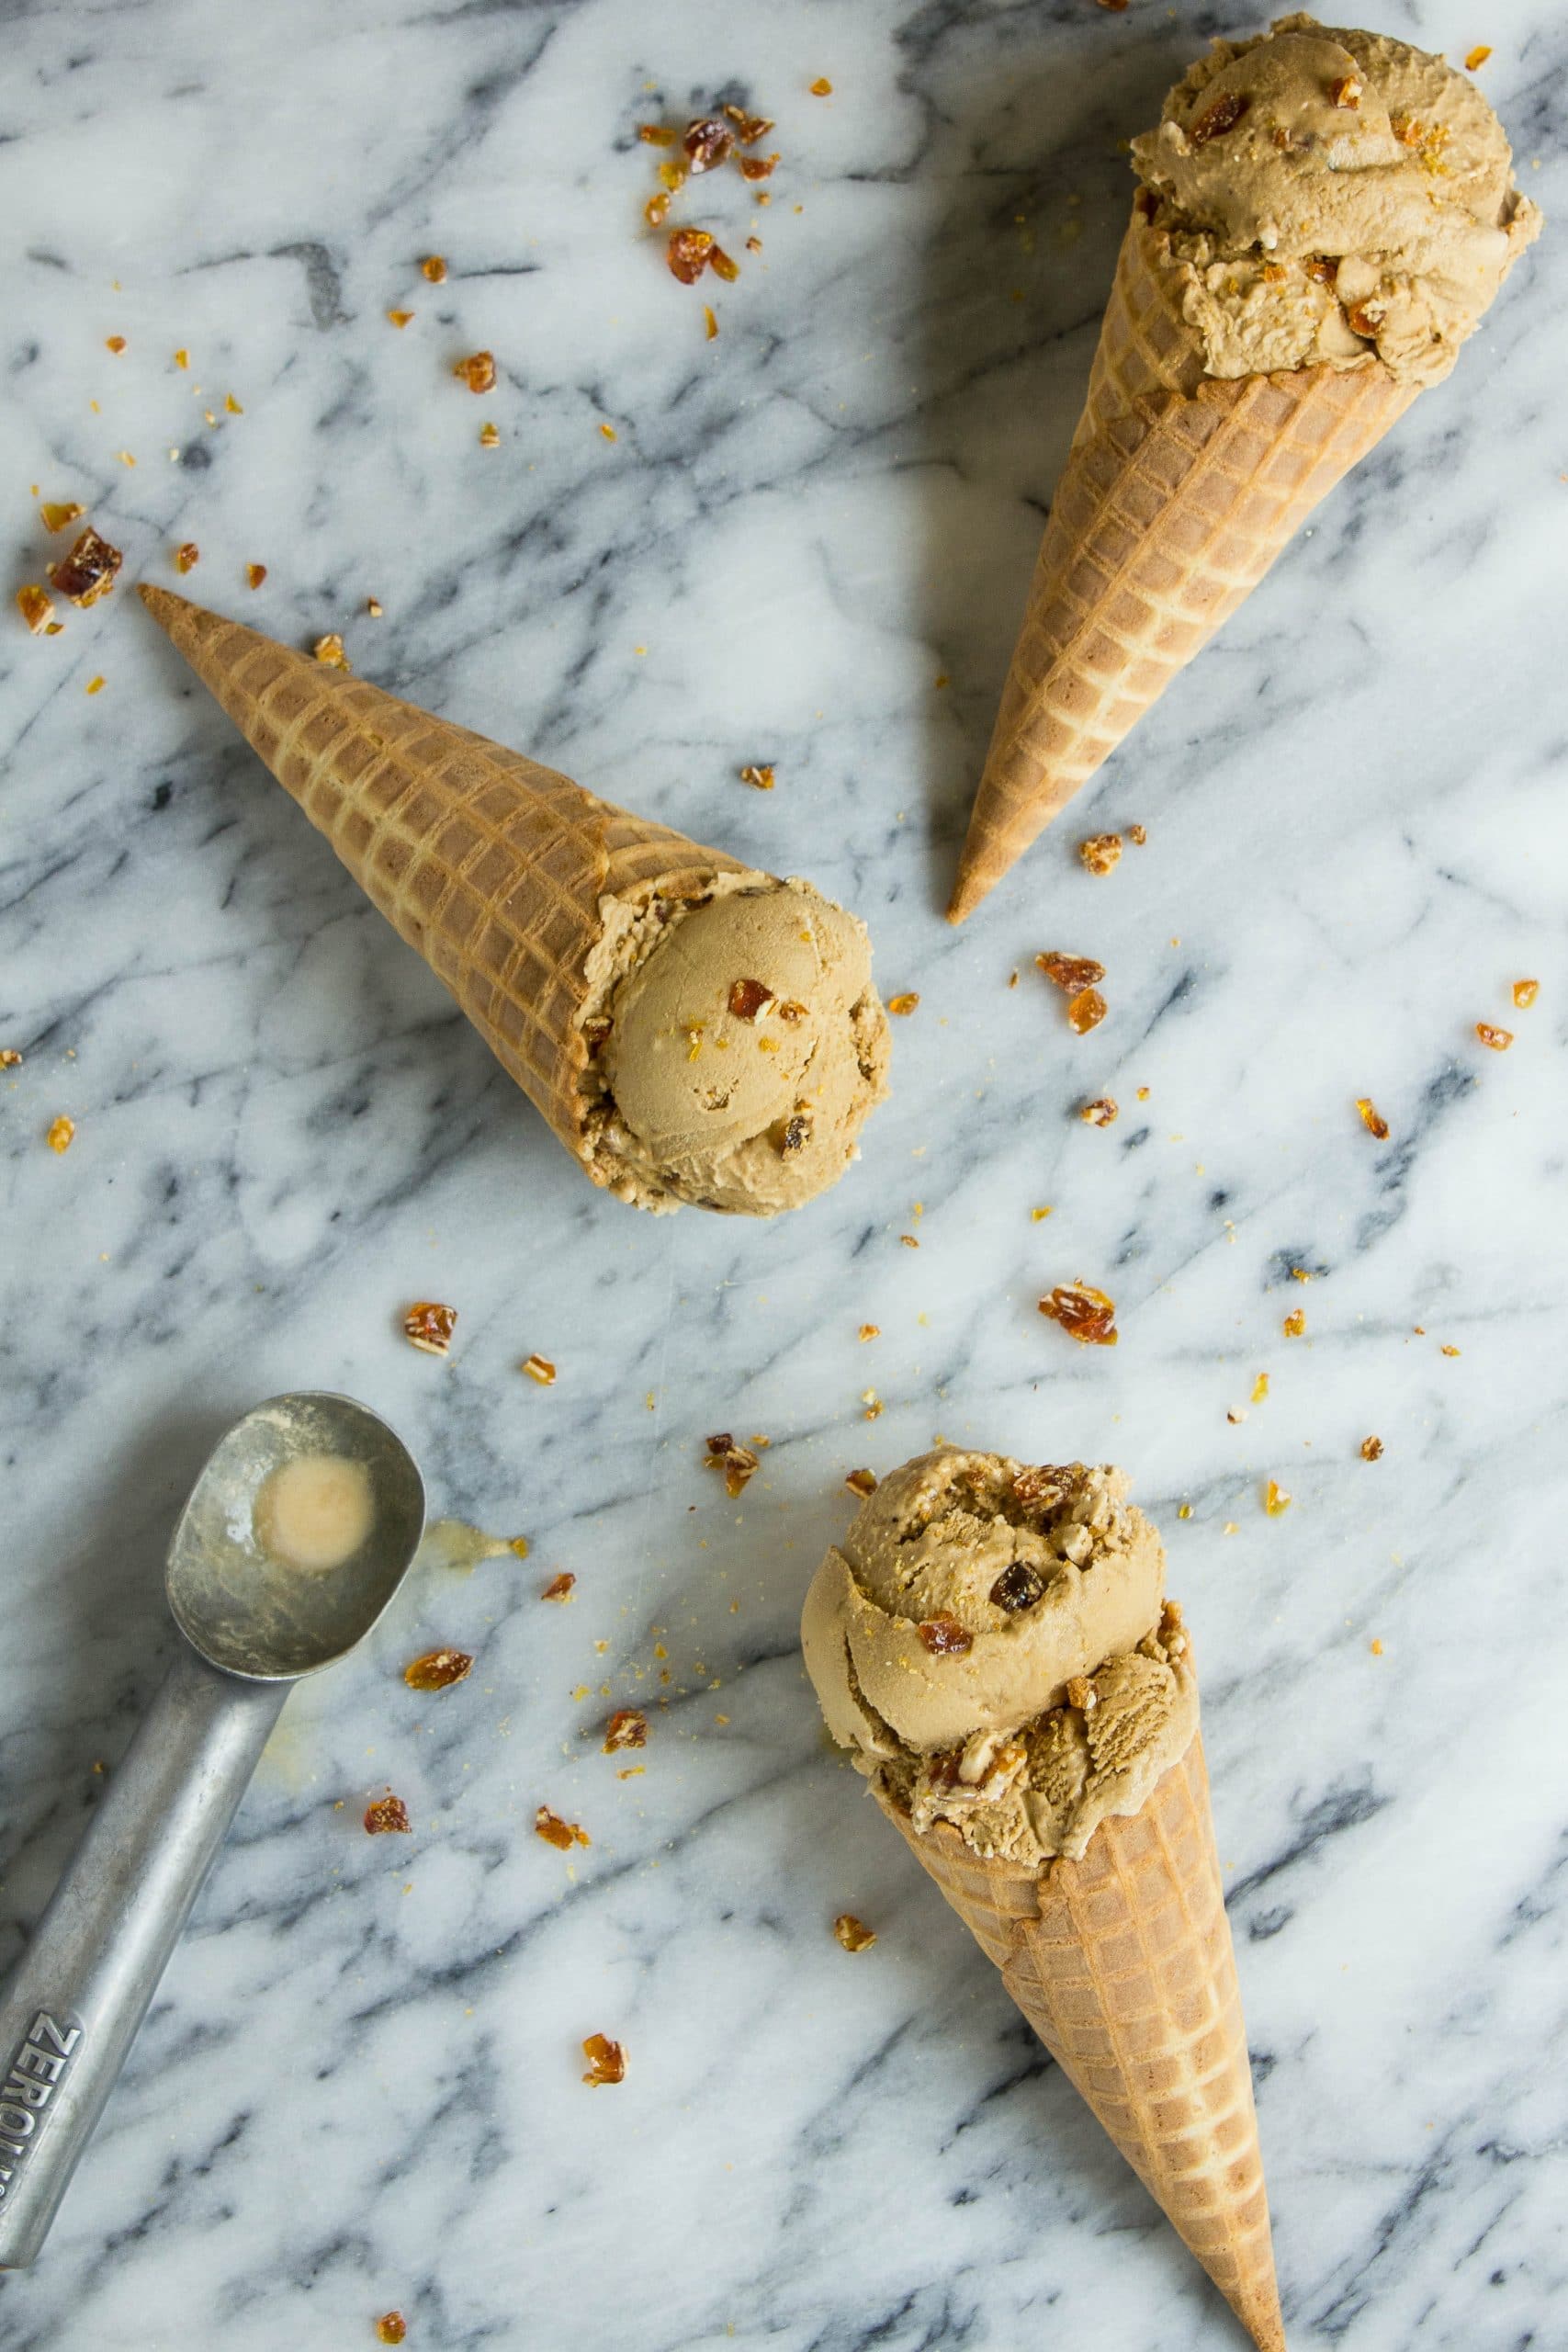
802, 1444, 1193, 1861
586, 874, 887, 1214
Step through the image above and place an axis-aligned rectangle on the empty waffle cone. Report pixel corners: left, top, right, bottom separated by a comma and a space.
879, 1731, 1285, 2352
138, 584, 749, 1184
948, 209, 1416, 920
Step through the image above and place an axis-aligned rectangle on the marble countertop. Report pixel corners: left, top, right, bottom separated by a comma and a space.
3, 3, 1564, 2346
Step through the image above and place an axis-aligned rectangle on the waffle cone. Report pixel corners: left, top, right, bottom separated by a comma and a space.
877, 1733, 1284, 2350
949, 209, 1418, 920
139, 586, 747, 1178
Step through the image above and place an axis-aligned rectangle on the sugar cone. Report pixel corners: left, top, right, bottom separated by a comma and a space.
948, 209, 1417, 920
139, 585, 748, 1182
878, 1731, 1285, 2351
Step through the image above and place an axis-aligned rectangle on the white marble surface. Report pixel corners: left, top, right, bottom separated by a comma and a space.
2, 2, 1564, 2346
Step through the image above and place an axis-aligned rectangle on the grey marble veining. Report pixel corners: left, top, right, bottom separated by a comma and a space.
2, 2, 1565, 2346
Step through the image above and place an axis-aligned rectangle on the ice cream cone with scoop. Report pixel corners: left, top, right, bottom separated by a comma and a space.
950, 15, 1541, 922
803, 1446, 1285, 2350
139, 586, 889, 1214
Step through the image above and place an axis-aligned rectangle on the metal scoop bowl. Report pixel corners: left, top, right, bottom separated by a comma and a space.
0, 1393, 424, 2267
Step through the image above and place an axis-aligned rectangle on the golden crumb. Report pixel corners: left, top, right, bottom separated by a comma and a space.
453, 350, 496, 393
1512, 979, 1539, 1009
174, 542, 200, 574
1464, 44, 1492, 69
1283, 1309, 1306, 1338
312, 633, 351, 671
1251, 1374, 1269, 1404
845, 1468, 878, 1498
1079, 1096, 1118, 1127
422, 254, 448, 281
1360, 1436, 1383, 1461
173, 347, 190, 368
1356, 1097, 1390, 1140
367, 596, 383, 616
739, 764, 775, 790
1031, 1205, 1052, 1221
47, 1115, 75, 1155
39, 501, 85, 534
887, 993, 919, 1017
599, 422, 617, 441
1177, 1503, 1192, 1520
858, 1324, 879, 1342
403, 1300, 457, 1356
246, 563, 267, 589
85, 675, 106, 695
17, 584, 57, 635
523, 1353, 557, 1386
1078, 833, 1122, 876
833, 1913, 876, 1951
810, 77, 833, 97
387, 309, 413, 329
1440, 1344, 1461, 1358
1264, 1480, 1291, 1517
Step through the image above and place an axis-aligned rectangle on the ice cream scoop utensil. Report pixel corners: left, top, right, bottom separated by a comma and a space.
0, 1393, 423, 2267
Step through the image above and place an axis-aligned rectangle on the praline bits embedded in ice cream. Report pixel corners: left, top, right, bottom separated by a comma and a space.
579, 872, 889, 1216
801, 1446, 1198, 1863
1131, 16, 1540, 387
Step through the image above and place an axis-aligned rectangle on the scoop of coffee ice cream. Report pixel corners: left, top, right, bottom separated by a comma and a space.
579, 872, 889, 1216
801, 1446, 1197, 1862
1130, 16, 1540, 387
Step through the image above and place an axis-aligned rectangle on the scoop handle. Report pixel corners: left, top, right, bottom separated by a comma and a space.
0, 1640, 288, 2267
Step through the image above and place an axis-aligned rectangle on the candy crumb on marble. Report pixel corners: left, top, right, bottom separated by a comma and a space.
1079, 833, 1122, 876
1361, 1436, 1384, 1460
1513, 978, 1539, 1007
422, 254, 446, 281
0, 1048, 21, 1068
404, 1648, 473, 1691
1038, 1282, 1118, 1346
523, 1353, 558, 1386
245, 562, 266, 587
47, 1115, 75, 1154
374, 2314, 407, 2346
402, 1300, 457, 1357
1284, 1309, 1306, 1337
1465, 44, 1493, 69
535, 1805, 590, 1850
17, 584, 57, 633
1357, 1097, 1390, 1138
833, 1914, 876, 1951
581, 2034, 626, 2086
845, 1468, 878, 1498
453, 350, 496, 392
1264, 1480, 1292, 1516
886, 992, 919, 1015
858, 1323, 879, 1340
174, 542, 199, 573
1476, 1022, 1513, 1050
603, 1708, 648, 1753
540, 1572, 575, 1602
48, 526, 122, 606
1036, 949, 1105, 992
739, 763, 775, 789
1080, 1096, 1118, 1126
364, 1793, 412, 1835
312, 632, 351, 671
39, 499, 85, 532
704, 1434, 759, 1497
